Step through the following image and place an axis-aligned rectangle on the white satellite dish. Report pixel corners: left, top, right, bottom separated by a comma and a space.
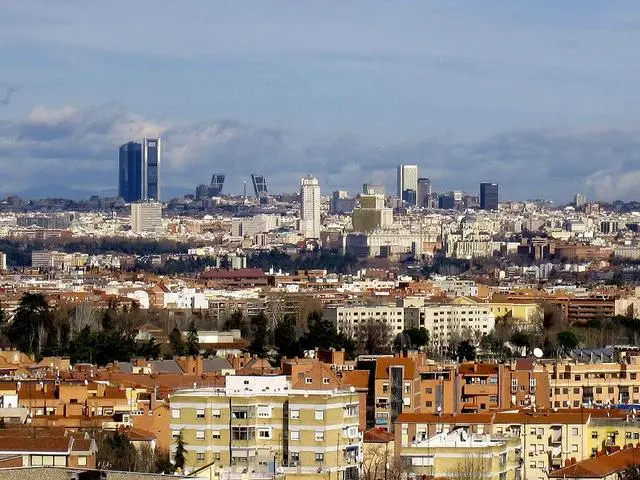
533, 348, 544, 359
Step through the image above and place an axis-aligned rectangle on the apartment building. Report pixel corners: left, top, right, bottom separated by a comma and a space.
324, 305, 405, 337
404, 303, 495, 350
169, 375, 361, 480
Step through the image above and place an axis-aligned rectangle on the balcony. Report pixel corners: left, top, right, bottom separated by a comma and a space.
549, 429, 562, 445
463, 384, 497, 396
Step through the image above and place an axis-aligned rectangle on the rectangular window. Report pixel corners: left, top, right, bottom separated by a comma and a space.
290, 452, 300, 463
212, 409, 221, 418
323, 378, 330, 384
196, 430, 205, 440
196, 453, 205, 461
172, 430, 180, 439
257, 405, 271, 418
196, 409, 205, 419
290, 409, 300, 419
212, 430, 221, 439
258, 428, 271, 439
291, 431, 300, 441
171, 409, 180, 419
315, 410, 324, 421
316, 453, 324, 462
77, 456, 87, 466
315, 431, 324, 441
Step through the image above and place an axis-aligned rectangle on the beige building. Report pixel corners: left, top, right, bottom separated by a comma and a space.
169, 375, 361, 480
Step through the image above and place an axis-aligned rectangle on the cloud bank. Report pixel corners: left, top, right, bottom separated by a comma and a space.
0, 104, 638, 203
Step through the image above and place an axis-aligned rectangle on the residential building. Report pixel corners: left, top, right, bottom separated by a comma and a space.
351, 194, 393, 233
323, 305, 406, 338
169, 375, 361, 479
300, 175, 321, 239
131, 202, 163, 234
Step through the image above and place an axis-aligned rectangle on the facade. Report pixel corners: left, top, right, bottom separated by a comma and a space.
251, 174, 268, 201
362, 183, 385, 196
142, 138, 161, 201
118, 141, 143, 203
480, 182, 499, 210
300, 175, 321, 239
351, 195, 393, 233
324, 305, 406, 338
396, 165, 418, 206
131, 202, 163, 234
416, 177, 432, 208
169, 376, 361, 479
0, 252, 6, 271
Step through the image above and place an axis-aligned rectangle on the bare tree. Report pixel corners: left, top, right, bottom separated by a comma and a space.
362, 445, 408, 480
355, 318, 393, 355
447, 453, 491, 480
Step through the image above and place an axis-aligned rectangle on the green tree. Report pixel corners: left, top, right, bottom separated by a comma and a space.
173, 431, 187, 473
248, 312, 269, 358
405, 328, 429, 349
455, 340, 476, 361
301, 310, 338, 349
185, 321, 200, 356
5, 293, 53, 356
169, 326, 185, 356
557, 330, 579, 351
274, 314, 301, 360
224, 309, 250, 336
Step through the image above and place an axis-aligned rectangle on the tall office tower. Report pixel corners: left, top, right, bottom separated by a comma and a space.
118, 141, 143, 203
574, 193, 586, 208
396, 164, 418, 205
251, 174, 268, 198
299, 175, 321, 239
131, 202, 163, 234
363, 183, 385, 196
480, 182, 499, 210
417, 177, 432, 207
142, 138, 161, 201
210, 174, 225, 196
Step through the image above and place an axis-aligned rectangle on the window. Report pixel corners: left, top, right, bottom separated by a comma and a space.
573, 388, 580, 394
290, 409, 300, 419
323, 378, 330, 384
257, 405, 271, 418
572, 428, 579, 436
212, 430, 221, 439
632, 373, 637, 380
315, 410, 324, 421
562, 388, 568, 394
425, 387, 432, 394
305, 378, 312, 384
315, 431, 324, 441
196, 453, 205, 461
171, 409, 180, 419
258, 428, 271, 439
596, 387, 602, 394
196, 430, 205, 440
316, 453, 324, 462
592, 432, 598, 439
426, 401, 433, 407
291, 431, 300, 441
571, 444, 578, 452
196, 409, 205, 419
404, 383, 411, 393
634, 387, 640, 393
608, 387, 614, 394
77, 456, 87, 466
172, 430, 181, 439
290, 452, 300, 463
212, 409, 221, 418
382, 384, 389, 393
213, 452, 221, 461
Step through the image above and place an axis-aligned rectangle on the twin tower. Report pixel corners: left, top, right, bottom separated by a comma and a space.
118, 138, 161, 203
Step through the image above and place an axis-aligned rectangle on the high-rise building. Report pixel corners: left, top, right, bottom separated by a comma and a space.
330, 191, 357, 214
210, 174, 225, 196
118, 141, 143, 203
480, 182, 499, 210
417, 177, 432, 207
363, 183, 385, 196
300, 175, 321, 239
131, 202, 163, 234
396, 165, 418, 205
574, 193, 586, 208
0, 252, 6, 271
142, 138, 161, 201
251, 174, 268, 198
351, 194, 393, 232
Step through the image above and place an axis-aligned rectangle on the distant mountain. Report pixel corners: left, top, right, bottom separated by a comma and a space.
2, 185, 192, 201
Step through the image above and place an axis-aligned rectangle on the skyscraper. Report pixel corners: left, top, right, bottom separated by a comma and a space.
142, 138, 161, 201
396, 165, 418, 205
480, 182, 499, 210
118, 141, 143, 203
417, 177, 432, 207
574, 193, 586, 208
300, 175, 321, 239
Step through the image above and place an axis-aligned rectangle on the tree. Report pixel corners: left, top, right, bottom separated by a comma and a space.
96, 431, 138, 471
223, 309, 249, 337
557, 330, 579, 351
169, 326, 185, 356
620, 464, 640, 480
301, 310, 338, 350
405, 327, 429, 349
185, 321, 200, 356
447, 454, 491, 480
248, 312, 269, 358
355, 318, 393, 355
5, 293, 54, 356
456, 340, 476, 361
274, 314, 301, 360
173, 431, 187, 473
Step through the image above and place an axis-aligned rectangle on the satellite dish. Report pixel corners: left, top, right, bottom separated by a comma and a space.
533, 348, 544, 359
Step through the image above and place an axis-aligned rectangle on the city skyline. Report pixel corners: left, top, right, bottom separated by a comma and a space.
2, 2, 640, 201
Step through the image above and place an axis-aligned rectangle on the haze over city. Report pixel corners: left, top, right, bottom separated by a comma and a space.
2, 1, 640, 201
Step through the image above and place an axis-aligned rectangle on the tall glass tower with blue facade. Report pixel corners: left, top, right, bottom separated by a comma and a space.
118, 141, 143, 203
143, 138, 161, 201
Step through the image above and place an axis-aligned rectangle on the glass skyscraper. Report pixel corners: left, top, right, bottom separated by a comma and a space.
118, 138, 161, 203
118, 141, 143, 203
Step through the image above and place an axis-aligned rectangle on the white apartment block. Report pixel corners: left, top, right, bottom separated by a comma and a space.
430, 277, 478, 297
131, 202, 163, 234
323, 305, 405, 336
405, 304, 495, 349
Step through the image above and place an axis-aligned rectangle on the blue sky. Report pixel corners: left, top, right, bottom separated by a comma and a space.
1, 1, 640, 201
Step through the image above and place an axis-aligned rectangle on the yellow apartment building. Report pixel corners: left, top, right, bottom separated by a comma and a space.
169, 375, 361, 480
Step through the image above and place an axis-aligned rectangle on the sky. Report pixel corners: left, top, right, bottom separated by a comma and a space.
1, 1, 640, 202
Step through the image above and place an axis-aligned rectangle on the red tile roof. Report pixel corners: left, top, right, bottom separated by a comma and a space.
549, 447, 640, 478
364, 427, 395, 444
201, 268, 265, 280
